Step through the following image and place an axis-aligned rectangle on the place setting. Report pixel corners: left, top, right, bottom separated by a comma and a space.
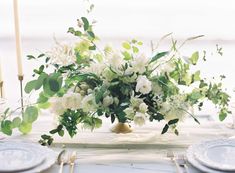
185, 138, 235, 173
0, 140, 80, 173
0, 140, 57, 173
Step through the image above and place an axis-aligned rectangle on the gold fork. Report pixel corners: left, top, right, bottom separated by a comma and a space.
167, 151, 182, 173
69, 151, 77, 173
177, 154, 190, 173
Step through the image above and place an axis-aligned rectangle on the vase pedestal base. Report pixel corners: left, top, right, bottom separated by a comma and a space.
111, 122, 132, 133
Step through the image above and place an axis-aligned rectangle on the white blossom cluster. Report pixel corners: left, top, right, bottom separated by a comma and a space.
49, 44, 191, 127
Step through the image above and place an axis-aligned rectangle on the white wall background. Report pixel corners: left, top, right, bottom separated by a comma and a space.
0, 0, 235, 116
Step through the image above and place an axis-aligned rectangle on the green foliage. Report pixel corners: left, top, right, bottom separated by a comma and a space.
23, 106, 38, 123
39, 134, 54, 146
189, 51, 199, 65
161, 124, 169, 134
150, 51, 169, 63
81, 17, 89, 31
95, 85, 106, 104
60, 110, 80, 137
12, 117, 21, 128
122, 42, 131, 50
1, 120, 12, 135
19, 122, 32, 134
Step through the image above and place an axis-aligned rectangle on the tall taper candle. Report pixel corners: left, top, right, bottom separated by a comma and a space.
13, 0, 23, 76
0, 59, 4, 98
0, 58, 2, 83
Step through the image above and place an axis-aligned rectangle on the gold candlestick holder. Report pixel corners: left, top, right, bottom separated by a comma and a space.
18, 75, 24, 113
0, 81, 3, 98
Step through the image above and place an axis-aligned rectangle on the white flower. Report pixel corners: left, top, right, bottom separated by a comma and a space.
155, 60, 175, 74
130, 96, 143, 108
124, 107, 135, 119
49, 97, 66, 116
151, 81, 163, 95
48, 43, 76, 66
107, 52, 123, 69
131, 54, 149, 74
160, 95, 190, 121
81, 94, 97, 112
82, 62, 106, 76
102, 95, 114, 107
139, 102, 148, 113
62, 92, 82, 110
134, 112, 147, 126
135, 75, 152, 94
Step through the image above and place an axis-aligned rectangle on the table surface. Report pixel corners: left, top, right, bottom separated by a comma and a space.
4, 114, 235, 173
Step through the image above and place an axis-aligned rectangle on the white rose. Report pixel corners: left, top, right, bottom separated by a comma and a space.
82, 62, 106, 76
62, 93, 82, 110
107, 52, 123, 69
102, 95, 114, 107
107, 52, 124, 69
124, 107, 135, 119
135, 75, 152, 94
81, 94, 97, 112
139, 102, 148, 113
131, 54, 149, 74
50, 97, 66, 116
130, 96, 143, 108
48, 44, 76, 66
133, 112, 147, 126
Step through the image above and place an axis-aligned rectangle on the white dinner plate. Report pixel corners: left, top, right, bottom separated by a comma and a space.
186, 139, 235, 173
0, 142, 45, 172
193, 139, 235, 171
0, 141, 57, 173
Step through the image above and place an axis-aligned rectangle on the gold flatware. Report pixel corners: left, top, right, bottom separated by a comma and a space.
178, 154, 190, 173
167, 151, 182, 173
69, 151, 77, 173
57, 150, 68, 173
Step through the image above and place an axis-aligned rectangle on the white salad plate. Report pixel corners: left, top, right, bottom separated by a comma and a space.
0, 141, 57, 173
186, 139, 235, 173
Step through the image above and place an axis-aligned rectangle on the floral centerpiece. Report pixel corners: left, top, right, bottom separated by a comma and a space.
0, 15, 230, 145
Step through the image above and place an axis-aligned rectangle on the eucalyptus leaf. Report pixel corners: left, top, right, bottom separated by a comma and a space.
189, 51, 199, 65
49, 78, 60, 92
23, 106, 38, 123
37, 92, 48, 103
19, 122, 32, 134
12, 117, 21, 128
122, 51, 132, 60
122, 42, 131, 50
1, 120, 12, 135
132, 46, 139, 53
25, 80, 37, 94
38, 102, 50, 109
35, 73, 48, 90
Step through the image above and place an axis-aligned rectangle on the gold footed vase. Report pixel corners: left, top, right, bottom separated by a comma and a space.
111, 122, 132, 133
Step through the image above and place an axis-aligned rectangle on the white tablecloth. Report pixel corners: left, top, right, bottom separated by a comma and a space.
4, 114, 235, 173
